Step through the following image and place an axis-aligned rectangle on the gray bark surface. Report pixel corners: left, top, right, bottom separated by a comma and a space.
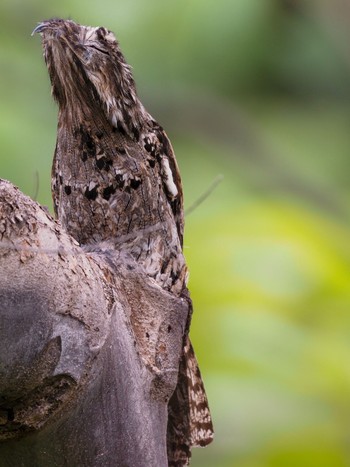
0, 180, 189, 466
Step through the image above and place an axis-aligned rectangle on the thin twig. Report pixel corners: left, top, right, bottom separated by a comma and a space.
185, 174, 224, 216
32, 170, 39, 201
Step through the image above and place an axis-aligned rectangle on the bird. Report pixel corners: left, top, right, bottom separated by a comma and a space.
33, 18, 213, 465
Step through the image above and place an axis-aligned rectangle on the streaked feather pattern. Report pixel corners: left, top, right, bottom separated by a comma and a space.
35, 18, 213, 465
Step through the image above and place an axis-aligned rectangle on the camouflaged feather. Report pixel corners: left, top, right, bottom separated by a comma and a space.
36, 18, 213, 465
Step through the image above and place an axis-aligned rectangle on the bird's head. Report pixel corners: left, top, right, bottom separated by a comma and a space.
33, 18, 146, 136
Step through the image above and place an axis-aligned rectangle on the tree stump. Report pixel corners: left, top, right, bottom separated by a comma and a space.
0, 180, 189, 466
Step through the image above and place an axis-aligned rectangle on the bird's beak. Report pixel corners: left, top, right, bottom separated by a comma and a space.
31, 22, 48, 36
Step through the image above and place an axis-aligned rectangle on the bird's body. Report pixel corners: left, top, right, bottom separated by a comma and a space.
53, 102, 187, 294
35, 18, 213, 465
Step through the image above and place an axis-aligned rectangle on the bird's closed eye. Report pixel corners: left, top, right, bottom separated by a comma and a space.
88, 44, 109, 55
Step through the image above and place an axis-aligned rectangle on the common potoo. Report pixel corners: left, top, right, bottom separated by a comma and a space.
33, 18, 213, 465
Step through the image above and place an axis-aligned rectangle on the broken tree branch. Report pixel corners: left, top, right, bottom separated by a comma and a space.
0, 179, 189, 466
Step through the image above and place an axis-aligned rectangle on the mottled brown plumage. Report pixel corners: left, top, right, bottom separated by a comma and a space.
34, 18, 213, 465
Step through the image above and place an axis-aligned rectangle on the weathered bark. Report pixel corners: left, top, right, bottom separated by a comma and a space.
0, 179, 189, 466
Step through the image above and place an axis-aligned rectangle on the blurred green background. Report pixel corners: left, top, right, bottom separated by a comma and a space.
1, 1, 350, 466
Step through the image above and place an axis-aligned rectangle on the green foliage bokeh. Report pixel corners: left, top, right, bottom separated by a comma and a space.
1, 1, 350, 466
